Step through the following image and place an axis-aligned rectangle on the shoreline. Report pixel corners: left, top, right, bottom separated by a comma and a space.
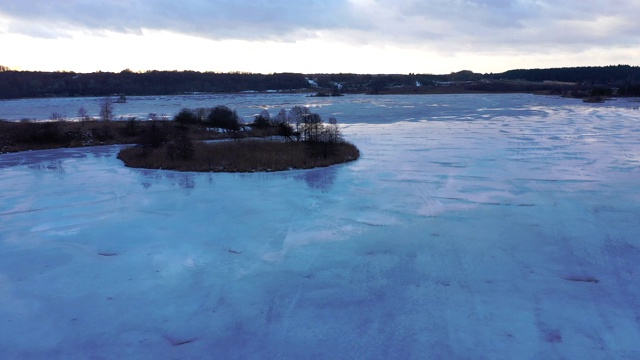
0, 119, 361, 173
117, 140, 360, 173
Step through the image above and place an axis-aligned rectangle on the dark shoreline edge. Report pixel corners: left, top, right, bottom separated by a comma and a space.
116, 140, 361, 173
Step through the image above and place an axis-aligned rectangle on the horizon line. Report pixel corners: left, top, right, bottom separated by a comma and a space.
2, 64, 638, 77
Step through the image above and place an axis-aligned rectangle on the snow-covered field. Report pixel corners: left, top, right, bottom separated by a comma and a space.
1, 94, 640, 359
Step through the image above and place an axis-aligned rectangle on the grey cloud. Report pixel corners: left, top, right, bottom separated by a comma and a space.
0, 0, 357, 40
7, 21, 74, 39
341, 0, 640, 52
1, 0, 639, 53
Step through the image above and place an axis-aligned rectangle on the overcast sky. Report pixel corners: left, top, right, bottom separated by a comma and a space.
1, 0, 639, 74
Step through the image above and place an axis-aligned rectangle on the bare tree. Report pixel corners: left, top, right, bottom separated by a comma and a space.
289, 106, 310, 123
326, 117, 342, 143
259, 109, 271, 121
99, 96, 114, 121
303, 113, 322, 142
253, 109, 271, 128
290, 106, 310, 141
274, 108, 289, 125
49, 112, 65, 121
77, 107, 90, 122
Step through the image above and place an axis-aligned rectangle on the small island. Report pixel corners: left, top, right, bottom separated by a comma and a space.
1, 104, 360, 173
118, 139, 359, 172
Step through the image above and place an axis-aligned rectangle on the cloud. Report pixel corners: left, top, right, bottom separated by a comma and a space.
0, 0, 358, 41
341, 0, 640, 51
1, 0, 640, 59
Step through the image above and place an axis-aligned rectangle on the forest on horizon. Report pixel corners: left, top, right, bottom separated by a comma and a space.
1, 65, 640, 99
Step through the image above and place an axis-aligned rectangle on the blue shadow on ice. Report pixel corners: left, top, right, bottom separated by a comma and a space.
294, 166, 338, 191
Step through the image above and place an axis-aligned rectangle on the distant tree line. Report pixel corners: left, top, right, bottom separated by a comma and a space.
492, 65, 640, 85
0, 70, 309, 99
3, 65, 640, 99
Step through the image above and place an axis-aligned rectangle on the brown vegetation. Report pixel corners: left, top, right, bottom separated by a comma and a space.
2, 104, 361, 173
117, 140, 359, 172
0, 120, 248, 154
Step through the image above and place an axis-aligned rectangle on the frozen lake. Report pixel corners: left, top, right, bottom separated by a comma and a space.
1, 94, 640, 359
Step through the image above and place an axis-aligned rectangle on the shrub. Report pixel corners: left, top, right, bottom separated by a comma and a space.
26, 122, 62, 143
166, 132, 194, 161
278, 122, 295, 140
252, 109, 272, 129
124, 117, 138, 136
253, 114, 270, 129
174, 108, 198, 126
137, 120, 169, 150
207, 105, 241, 132
91, 123, 113, 142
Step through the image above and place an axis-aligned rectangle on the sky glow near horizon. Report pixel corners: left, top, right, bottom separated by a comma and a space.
1, 0, 640, 74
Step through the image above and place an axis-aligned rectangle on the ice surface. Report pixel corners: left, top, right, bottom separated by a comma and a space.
1, 94, 640, 359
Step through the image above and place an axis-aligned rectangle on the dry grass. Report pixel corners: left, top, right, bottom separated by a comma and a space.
1, 119, 360, 173
0, 120, 230, 154
117, 140, 360, 172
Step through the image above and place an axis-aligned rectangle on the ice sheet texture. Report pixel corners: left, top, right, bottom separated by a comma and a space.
1, 94, 640, 359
